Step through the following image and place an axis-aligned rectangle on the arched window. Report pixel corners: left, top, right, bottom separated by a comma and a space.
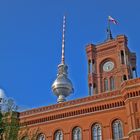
88, 59, 95, 74
21, 136, 29, 140
37, 133, 46, 140
89, 84, 93, 96
92, 123, 102, 140
92, 59, 95, 73
112, 120, 123, 140
72, 127, 82, 140
132, 67, 137, 78
104, 78, 108, 91
93, 83, 97, 94
88, 60, 92, 74
54, 130, 63, 140
110, 77, 115, 90
123, 75, 127, 81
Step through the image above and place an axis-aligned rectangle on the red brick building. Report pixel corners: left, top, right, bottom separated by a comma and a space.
19, 34, 140, 140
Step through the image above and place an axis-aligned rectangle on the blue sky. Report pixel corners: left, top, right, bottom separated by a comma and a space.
0, 0, 140, 110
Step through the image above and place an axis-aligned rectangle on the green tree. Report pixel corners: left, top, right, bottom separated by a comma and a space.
1, 98, 40, 140
0, 98, 19, 140
0, 112, 4, 140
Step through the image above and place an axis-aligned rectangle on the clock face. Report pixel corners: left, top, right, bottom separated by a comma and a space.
103, 61, 114, 72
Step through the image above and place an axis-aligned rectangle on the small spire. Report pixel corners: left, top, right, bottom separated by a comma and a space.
106, 16, 113, 40
106, 16, 118, 41
61, 15, 66, 64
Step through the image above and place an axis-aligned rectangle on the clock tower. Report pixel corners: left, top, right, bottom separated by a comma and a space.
86, 35, 137, 95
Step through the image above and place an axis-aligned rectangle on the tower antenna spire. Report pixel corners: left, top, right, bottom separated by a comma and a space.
61, 15, 66, 64
52, 15, 74, 103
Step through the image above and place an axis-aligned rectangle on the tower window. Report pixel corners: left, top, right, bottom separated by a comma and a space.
92, 59, 95, 73
123, 75, 127, 81
110, 77, 115, 90
93, 83, 97, 95
89, 84, 93, 96
112, 120, 123, 140
104, 78, 108, 92
88, 60, 92, 74
136, 119, 140, 128
88, 59, 95, 74
121, 50, 125, 64
132, 67, 137, 78
92, 123, 102, 140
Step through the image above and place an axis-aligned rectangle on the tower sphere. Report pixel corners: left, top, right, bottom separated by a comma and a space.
0, 88, 6, 104
52, 64, 73, 103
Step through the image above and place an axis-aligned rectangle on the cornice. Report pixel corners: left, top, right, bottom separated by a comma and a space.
19, 90, 122, 118
20, 106, 125, 128
121, 78, 140, 91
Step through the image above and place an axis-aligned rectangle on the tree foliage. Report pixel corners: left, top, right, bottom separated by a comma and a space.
0, 98, 19, 140
0, 112, 4, 140
0, 98, 40, 140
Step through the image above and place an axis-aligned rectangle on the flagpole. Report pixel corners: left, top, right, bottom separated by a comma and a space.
108, 16, 110, 32
107, 16, 113, 40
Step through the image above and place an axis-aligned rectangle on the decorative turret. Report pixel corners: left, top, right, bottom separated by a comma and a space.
52, 16, 74, 103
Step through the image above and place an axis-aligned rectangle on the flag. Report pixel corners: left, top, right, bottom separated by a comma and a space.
108, 16, 118, 24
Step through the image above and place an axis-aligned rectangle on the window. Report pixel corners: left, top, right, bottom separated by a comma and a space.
110, 77, 115, 90
104, 78, 108, 91
92, 123, 102, 140
112, 120, 123, 140
88, 59, 95, 74
89, 84, 93, 96
136, 119, 140, 128
92, 59, 95, 73
37, 133, 46, 140
121, 50, 125, 64
132, 67, 137, 78
72, 127, 82, 140
93, 83, 97, 94
54, 130, 63, 140
123, 75, 127, 81
88, 60, 92, 74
